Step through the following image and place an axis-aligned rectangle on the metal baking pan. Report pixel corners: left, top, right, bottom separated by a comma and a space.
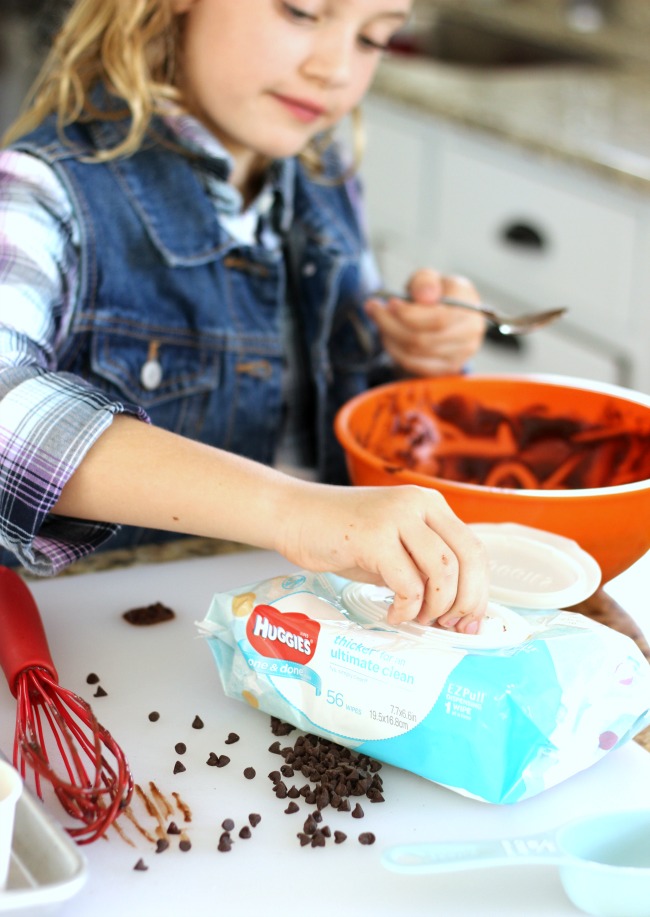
0, 767, 87, 916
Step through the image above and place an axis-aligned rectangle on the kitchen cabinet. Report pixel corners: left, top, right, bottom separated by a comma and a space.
361, 93, 650, 393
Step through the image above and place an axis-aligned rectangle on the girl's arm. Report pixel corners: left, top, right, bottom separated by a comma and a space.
53, 414, 489, 633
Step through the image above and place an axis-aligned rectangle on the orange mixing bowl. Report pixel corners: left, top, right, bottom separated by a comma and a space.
334, 374, 650, 585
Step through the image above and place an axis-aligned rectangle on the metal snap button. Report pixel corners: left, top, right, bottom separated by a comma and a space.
140, 359, 163, 391
140, 340, 163, 391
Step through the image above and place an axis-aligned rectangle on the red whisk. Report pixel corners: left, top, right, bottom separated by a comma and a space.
0, 566, 133, 843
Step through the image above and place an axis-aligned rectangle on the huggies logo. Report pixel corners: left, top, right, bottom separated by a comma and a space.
246, 605, 320, 664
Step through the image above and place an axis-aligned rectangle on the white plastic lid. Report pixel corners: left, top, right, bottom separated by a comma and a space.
340, 583, 534, 649
469, 522, 601, 609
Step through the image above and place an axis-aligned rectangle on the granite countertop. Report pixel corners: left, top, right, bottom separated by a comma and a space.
370, 0, 650, 191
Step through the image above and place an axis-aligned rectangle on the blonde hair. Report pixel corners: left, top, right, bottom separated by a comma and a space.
2, 0, 363, 176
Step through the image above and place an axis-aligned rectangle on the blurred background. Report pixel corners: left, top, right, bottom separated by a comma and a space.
2, 0, 649, 392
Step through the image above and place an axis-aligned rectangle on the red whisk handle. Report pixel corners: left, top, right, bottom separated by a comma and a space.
0, 566, 57, 696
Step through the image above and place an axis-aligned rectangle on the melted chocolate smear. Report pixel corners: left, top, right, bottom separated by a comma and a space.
122, 602, 176, 626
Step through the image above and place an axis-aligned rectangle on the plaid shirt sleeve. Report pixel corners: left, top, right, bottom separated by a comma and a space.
0, 150, 149, 575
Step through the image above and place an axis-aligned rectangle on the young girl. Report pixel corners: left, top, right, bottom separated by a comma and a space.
0, 0, 488, 632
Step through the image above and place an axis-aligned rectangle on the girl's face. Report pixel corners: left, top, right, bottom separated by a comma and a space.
174, 0, 411, 187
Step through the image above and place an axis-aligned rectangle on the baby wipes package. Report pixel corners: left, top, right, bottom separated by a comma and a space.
199, 526, 650, 805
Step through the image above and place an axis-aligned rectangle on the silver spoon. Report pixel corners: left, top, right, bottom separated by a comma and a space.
372, 290, 567, 336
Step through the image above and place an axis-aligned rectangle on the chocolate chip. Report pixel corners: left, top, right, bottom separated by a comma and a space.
248, 813, 261, 827
175, 742, 187, 755
287, 786, 300, 799
334, 831, 347, 844
284, 802, 300, 814
303, 816, 317, 836
179, 839, 192, 852
221, 818, 235, 831
133, 858, 148, 871
155, 839, 169, 853
93, 686, 107, 697
173, 761, 186, 775
217, 834, 232, 853
351, 803, 364, 819
270, 717, 295, 736
268, 770, 282, 783
243, 767, 256, 780
311, 833, 326, 847
192, 715, 204, 729
86, 673, 100, 684
268, 741, 282, 755
167, 821, 181, 835
148, 711, 160, 722
297, 832, 310, 846
224, 732, 240, 745
358, 832, 376, 845
239, 826, 252, 839
206, 752, 220, 766
321, 826, 331, 838
337, 799, 351, 812
216, 755, 230, 768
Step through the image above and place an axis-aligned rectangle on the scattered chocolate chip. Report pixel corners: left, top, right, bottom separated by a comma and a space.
312, 811, 323, 823
133, 858, 148, 871
216, 755, 230, 768
167, 821, 181, 835
297, 832, 310, 847
351, 803, 364, 819
321, 826, 331, 838
239, 826, 252, 839
284, 802, 300, 814
217, 834, 232, 853
287, 786, 300, 799
175, 742, 187, 755
248, 813, 261, 827
221, 818, 235, 832
179, 839, 192, 852
334, 831, 347, 844
148, 711, 160, 722
155, 839, 169, 853
243, 767, 256, 780
268, 770, 282, 783
311, 833, 326, 847
303, 816, 318, 836
192, 715, 204, 729
224, 732, 240, 745
173, 761, 186, 775
93, 686, 107, 698
206, 752, 220, 766
86, 673, 100, 684
270, 717, 295, 736
268, 741, 282, 755
358, 832, 376, 845
338, 799, 351, 812
123, 602, 175, 626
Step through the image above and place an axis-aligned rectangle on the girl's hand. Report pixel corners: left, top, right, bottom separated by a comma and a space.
275, 481, 490, 634
365, 269, 487, 377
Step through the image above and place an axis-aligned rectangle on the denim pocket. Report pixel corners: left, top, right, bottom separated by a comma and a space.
90, 321, 221, 436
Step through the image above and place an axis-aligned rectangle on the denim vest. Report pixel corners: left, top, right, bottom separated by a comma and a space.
9, 113, 385, 552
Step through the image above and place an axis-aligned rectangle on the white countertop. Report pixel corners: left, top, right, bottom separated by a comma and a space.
1, 547, 649, 917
